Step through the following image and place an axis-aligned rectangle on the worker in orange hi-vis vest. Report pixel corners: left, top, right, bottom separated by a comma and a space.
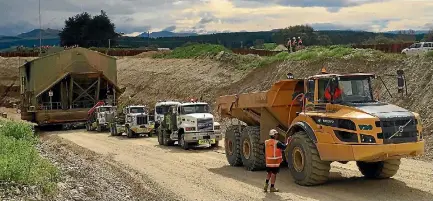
263, 129, 288, 192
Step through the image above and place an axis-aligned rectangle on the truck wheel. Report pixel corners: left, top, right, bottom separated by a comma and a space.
287, 131, 331, 186
240, 126, 266, 171
162, 130, 174, 146
211, 140, 220, 148
127, 128, 133, 138
158, 129, 163, 145
357, 159, 401, 179
225, 125, 244, 167
180, 134, 189, 150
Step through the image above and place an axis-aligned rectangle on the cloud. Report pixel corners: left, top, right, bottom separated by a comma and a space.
1, 0, 433, 35
163, 26, 177, 32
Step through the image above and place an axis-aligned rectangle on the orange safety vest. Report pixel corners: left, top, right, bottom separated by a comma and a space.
265, 139, 283, 167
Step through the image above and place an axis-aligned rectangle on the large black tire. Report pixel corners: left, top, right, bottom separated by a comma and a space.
158, 129, 163, 145
96, 123, 102, 132
127, 127, 133, 138
162, 130, 174, 146
180, 134, 189, 150
211, 140, 220, 148
240, 126, 266, 171
287, 131, 331, 186
225, 125, 244, 167
357, 159, 401, 179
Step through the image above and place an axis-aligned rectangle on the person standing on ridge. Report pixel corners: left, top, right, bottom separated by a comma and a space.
264, 129, 288, 192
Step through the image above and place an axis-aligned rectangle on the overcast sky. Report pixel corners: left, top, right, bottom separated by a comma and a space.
1, 0, 432, 36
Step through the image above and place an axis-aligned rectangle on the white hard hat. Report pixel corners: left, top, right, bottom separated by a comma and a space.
269, 129, 278, 136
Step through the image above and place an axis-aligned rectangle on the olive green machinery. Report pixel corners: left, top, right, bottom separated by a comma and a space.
19, 47, 121, 127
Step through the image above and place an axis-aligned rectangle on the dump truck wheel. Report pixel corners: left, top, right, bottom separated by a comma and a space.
287, 131, 331, 186
357, 159, 401, 179
225, 125, 244, 167
180, 134, 189, 150
240, 126, 266, 171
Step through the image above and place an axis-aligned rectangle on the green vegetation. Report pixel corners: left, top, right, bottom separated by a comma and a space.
263, 43, 278, 50
153, 43, 402, 70
0, 119, 59, 195
153, 43, 231, 59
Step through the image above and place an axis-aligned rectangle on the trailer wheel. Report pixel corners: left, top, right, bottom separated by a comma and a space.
287, 131, 331, 186
225, 125, 244, 167
240, 126, 265, 171
357, 159, 400, 179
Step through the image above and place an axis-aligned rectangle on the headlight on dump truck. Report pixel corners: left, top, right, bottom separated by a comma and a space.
360, 134, 376, 143
214, 125, 220, 130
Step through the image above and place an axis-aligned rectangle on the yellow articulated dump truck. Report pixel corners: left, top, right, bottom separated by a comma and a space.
217, 72, 424, 186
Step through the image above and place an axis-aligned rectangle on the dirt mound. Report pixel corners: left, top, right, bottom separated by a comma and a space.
116, 57, 250, 106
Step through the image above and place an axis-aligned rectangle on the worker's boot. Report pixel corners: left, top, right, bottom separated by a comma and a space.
263, 183, 269, 192
270, 187, 279, 192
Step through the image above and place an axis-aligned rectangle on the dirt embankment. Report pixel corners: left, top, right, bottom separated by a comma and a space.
0, 57, 36, 107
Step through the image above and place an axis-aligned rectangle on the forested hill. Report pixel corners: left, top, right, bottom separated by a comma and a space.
114, 30, 426, 49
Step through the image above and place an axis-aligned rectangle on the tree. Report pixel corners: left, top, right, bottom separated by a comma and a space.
272, 25, 318, 46
59, 10, 118, 47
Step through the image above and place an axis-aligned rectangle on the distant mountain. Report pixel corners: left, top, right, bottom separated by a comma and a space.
139, 31, 198, 38
383, 30, 429, 34
17, 28, 60, 39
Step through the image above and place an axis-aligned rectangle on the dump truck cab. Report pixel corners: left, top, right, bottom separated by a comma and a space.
157, 101, 222, 150
217, 71, 424, 186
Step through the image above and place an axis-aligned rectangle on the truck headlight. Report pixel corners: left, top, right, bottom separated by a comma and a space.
214, 125, 220, 130
360, 134, 376, 143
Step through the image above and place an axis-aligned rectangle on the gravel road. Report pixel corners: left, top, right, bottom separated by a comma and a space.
43, 130, 433, 201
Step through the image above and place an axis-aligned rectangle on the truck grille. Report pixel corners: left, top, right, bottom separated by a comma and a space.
376, 117, 418, 144
137, 116, 148, 125
197, 118, 213, 131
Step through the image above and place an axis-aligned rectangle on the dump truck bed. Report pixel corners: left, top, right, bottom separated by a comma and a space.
217, 79, 304, 131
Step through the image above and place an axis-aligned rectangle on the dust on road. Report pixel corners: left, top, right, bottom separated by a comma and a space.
48, 130, 433, 201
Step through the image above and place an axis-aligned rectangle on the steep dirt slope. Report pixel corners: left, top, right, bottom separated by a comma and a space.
0, 57, 36, 106
116, 57, 250, 106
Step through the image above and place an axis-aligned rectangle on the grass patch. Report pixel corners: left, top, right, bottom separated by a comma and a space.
263, 43, 278, 51
152, 44, 403, 70
153, 43, 231, 59
0, 119, 59, 196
